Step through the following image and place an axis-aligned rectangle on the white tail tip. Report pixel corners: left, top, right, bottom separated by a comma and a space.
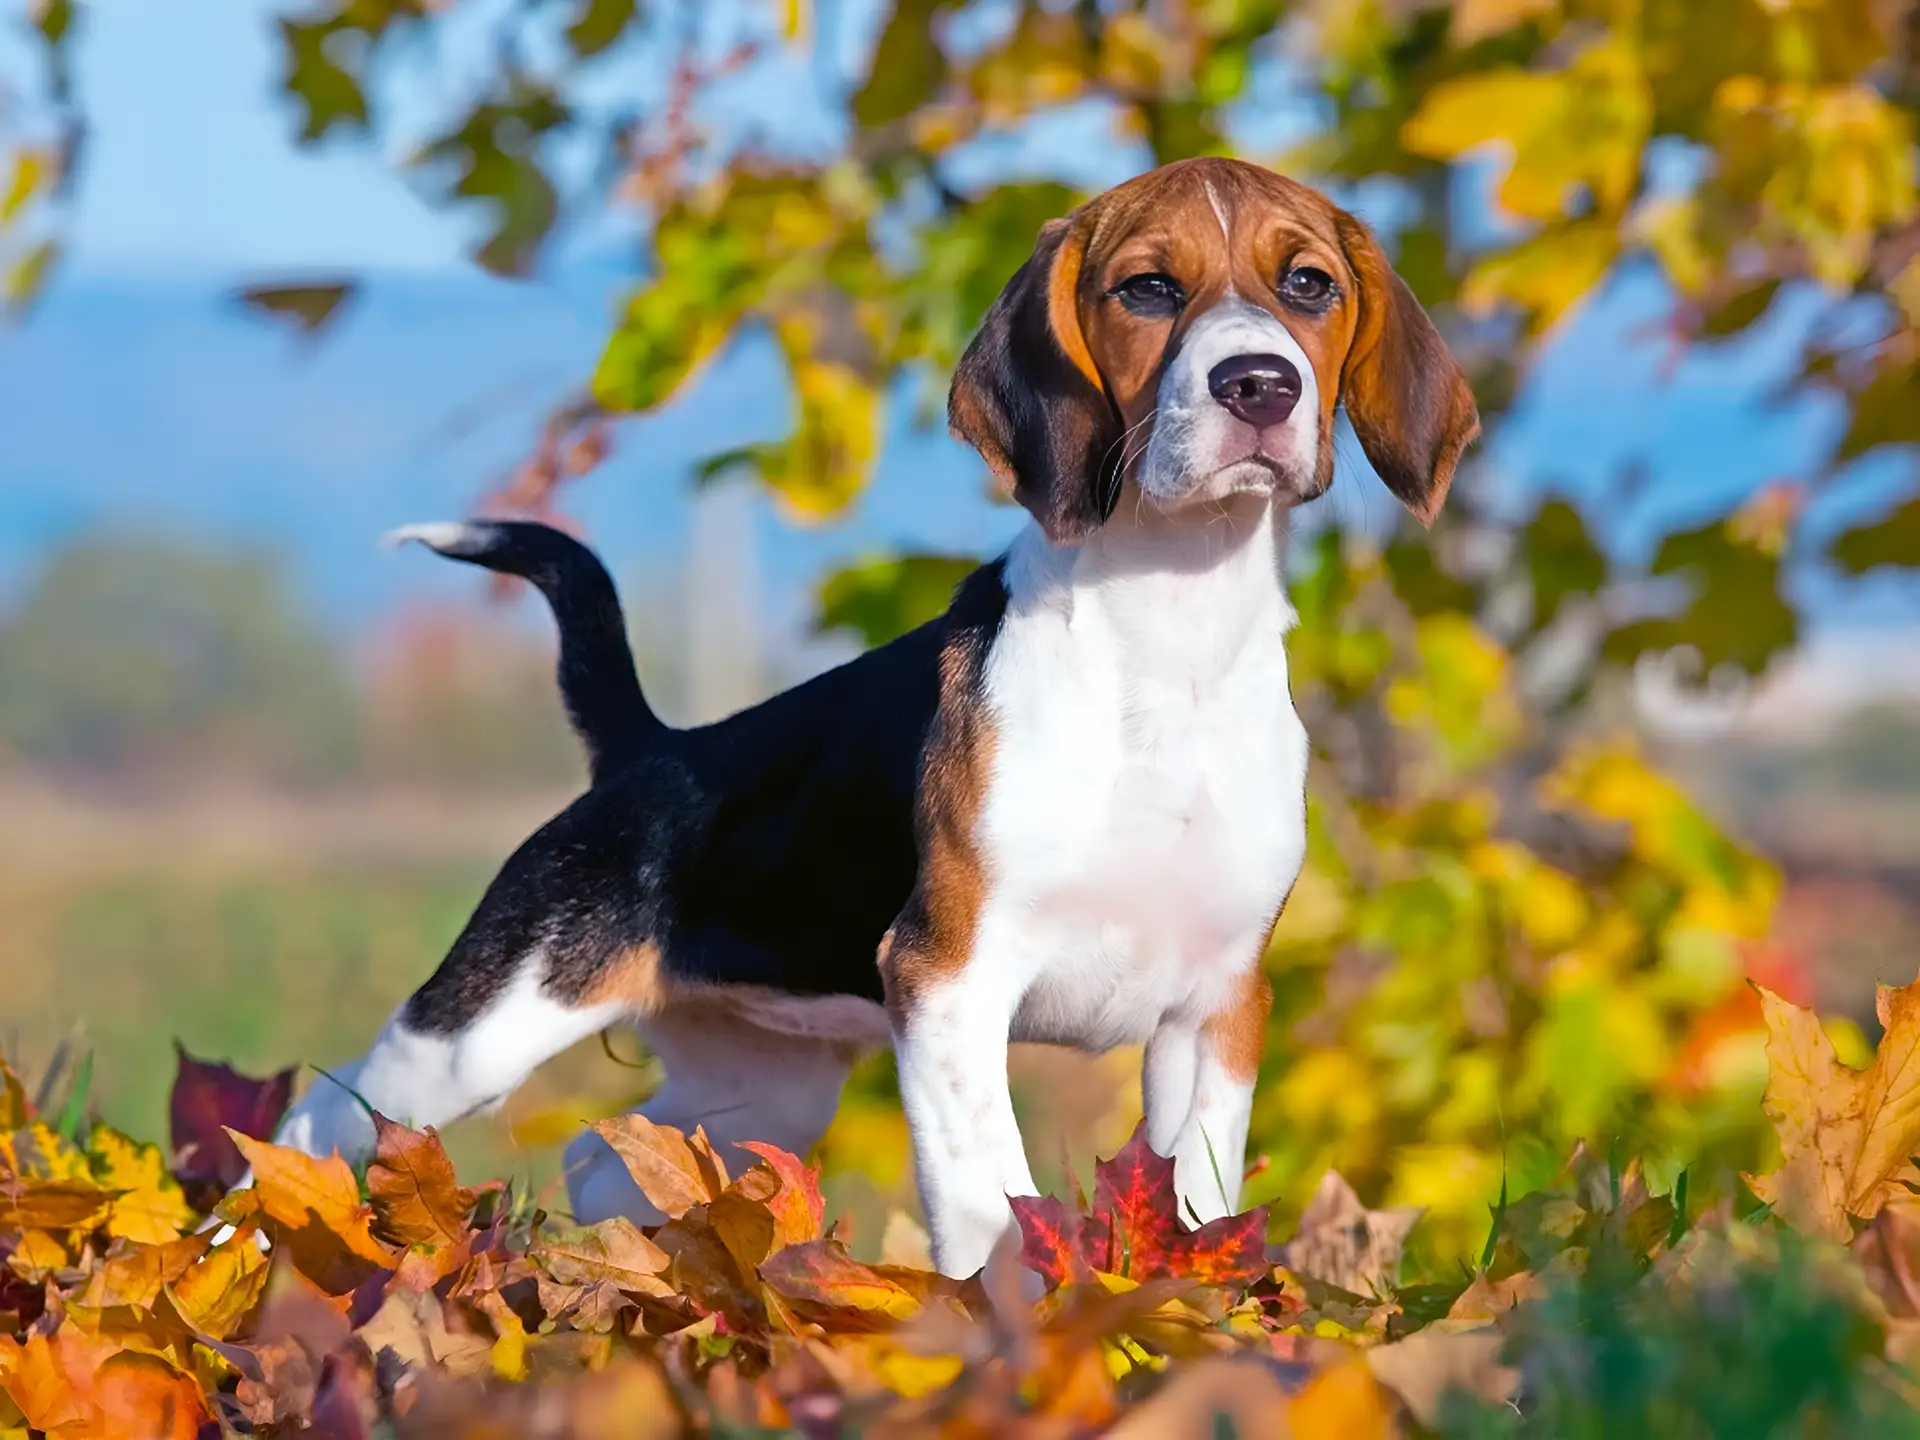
381, 521, 473, 552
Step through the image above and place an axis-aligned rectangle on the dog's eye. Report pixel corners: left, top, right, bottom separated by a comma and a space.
1111, 272, 1186, 317
1280, 266, 1335, 310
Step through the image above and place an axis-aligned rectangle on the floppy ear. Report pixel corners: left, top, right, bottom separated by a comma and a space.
948, 217, 1122, 543
1336, 212, 1480, 525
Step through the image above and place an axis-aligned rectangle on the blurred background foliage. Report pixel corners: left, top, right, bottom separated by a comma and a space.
2, 0, 1918, 1263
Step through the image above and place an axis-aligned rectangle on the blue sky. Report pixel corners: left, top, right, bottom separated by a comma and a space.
2, 1, 1913, 644
59, 0, 469, 273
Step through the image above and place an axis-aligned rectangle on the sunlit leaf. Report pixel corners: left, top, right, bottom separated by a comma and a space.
1745, 974, 1920, 1242
3, 237, 58, 313
590, 1114, 725, 1219
815, 553, 980, 648
88, 1126, 195, 1245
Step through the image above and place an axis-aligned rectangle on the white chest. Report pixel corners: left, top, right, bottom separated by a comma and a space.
974, 512, 1309, 1052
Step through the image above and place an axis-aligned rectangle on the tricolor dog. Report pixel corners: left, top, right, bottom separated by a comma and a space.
271, 157, 1478, 1279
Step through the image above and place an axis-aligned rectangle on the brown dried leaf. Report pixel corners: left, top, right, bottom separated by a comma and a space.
1368, 1323, 1519, 1426
1744, 976, 1920, 1241
592, 1115, 725, 1218
366, 1115, 476, 1251
1276, 1171, 1422, 1297
530, 1218, 674, 1295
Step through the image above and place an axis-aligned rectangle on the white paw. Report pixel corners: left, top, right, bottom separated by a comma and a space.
275, 1075, 377, 1163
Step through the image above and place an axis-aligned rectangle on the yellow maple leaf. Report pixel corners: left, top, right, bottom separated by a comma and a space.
1745, 976, 1920, 1242
88, 1125, 195, 1245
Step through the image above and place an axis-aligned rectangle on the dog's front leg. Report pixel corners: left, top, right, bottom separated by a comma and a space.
1145, 963, 1271, 1226
890, 959, 1037, 1279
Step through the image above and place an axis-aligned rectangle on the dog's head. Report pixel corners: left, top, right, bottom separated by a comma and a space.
948, 158, 1480, 543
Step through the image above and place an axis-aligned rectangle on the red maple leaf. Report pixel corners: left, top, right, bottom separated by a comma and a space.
169, 1044, 296, 1196
1009, 1194, 1098, 1288
1012, 1121, 1269, 1290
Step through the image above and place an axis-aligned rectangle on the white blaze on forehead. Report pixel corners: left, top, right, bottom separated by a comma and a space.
1202, 180, 1232, 247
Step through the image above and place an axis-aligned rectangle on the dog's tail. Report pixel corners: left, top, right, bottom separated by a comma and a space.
384, 520, 660, 782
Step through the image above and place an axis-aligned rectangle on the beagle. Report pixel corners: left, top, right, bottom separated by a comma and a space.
271, 157, 1478, 1279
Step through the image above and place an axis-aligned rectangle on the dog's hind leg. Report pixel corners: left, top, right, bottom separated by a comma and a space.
563, 1005, 861, 1226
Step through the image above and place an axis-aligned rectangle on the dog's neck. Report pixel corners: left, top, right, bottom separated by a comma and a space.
1003, 486, 1295, 681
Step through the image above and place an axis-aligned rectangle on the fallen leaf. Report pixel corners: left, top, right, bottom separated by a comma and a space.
1089, 1126, 1181, 1277
225, 1132, 397, 1289
231, 1337, 319, 1428
79, 1233, 210, 1310
1012, 1124, 1270, 1291
1368, 1323, 1519, 1426
365, 1115, 475, 1251
759, 1240, 922, 1322
168, 1227, 269, 1339
0, 1176, 110, 1231
530, 1218, 673, 1295
1276, 1171, 1422, 1297
591, 1115, 725, 1218
707, 1188, 778, 1280
1289, 1356, 1394, 1439
90, 1349, 210, 1440
737, 1142, 826, 1249
88, 1126, 195, 1245
1106, 1355, 1297, 1437
0, 1328, 106, 1435
168, 1046, 295, 1195
1744, 977, 1920, 1241
1011, 1194, 1099, 1289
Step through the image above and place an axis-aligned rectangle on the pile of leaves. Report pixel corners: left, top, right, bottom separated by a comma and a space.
12, 970, 1920, 1437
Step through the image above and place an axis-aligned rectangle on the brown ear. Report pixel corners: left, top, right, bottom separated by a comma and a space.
948, 217, 1122, 543
1336, 212, 1480, 525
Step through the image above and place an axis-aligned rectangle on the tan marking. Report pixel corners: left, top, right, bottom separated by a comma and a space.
1045, 222, 1105, 394
579, 941, 667, 1013
1202, 962, 1274, 1084
879, 622, 998, 1014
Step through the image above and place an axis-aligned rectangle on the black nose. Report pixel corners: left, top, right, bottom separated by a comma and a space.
1207, 354, 1301, 429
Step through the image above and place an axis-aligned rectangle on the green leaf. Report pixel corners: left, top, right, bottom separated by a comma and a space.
233, 280, 358, 336
1603, 516, 1797, 677
417, 90, 569, 277
1829, 492, 1920, 574
34, 0, 73, 46
1835, 360, 1920, 465
1525, 498, 1607, 628
1384, 535, 1476, 617
815, 553, 981, 648
279, 17, 369, 144
566, 0, 639, 58
1697, 278, 1781, 341
853, 0, 950, 129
